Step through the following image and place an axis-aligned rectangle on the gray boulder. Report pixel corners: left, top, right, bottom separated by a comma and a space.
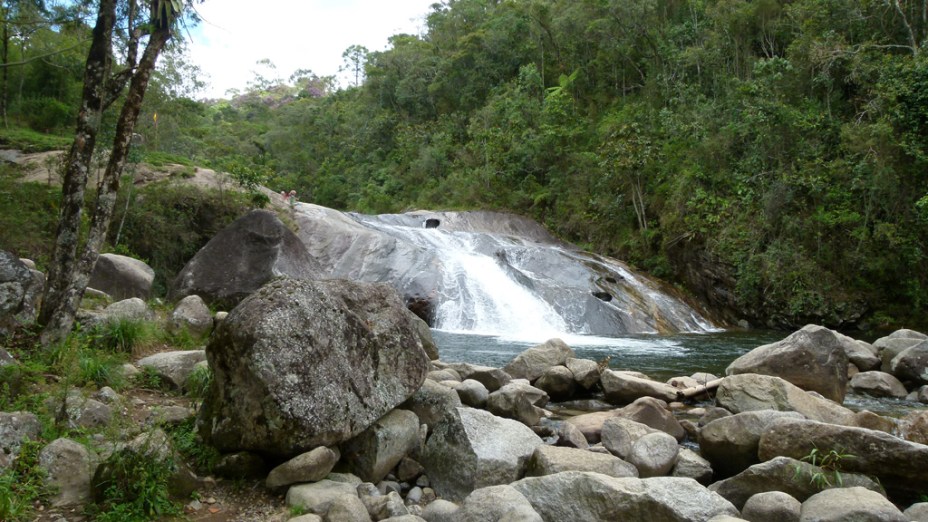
726, 325, 848, 403
401, 380, 461, 432
266, 446, 340, 490
286, 480, 358, 514
840, 338, 881, 372
171, 209, 320, 307
799, 486, 905, 522
876, 337, 924, 373
900, 410, 928, 445
325, 493, 372, 522
626, 432, 679, 478
566, 410, 622, 444
511, 471, 738, 521
534, 365, 576, 401
554, 420, 590, 449
341, 409, 420, 483
615, 396, 684, 440
890, 340, 928, 385
742, 491, 800, 522
601, 417, 658, 459
0, 250, 42, 334
527, 444, 638, 478
442, 362, 512, 392
715, 374, 855, 425
708, 456, 884, 511
0, 411, 41, 468
455, 485, 542, 522
849, 371, 908, 398
758, 418, 928, 501
503, 338, 575, 382
137, 350, 206, 391
487, 381, 549, 426
904, 503, 928, 522
420, 499, 459, 521
82, 297, 153, 326
198, 278, 430, 457
601, 370, 678, 404
566, 358, 601, 390
671, 448, 713, 485
454, 379, 489, 408
421, 407, 543, 501
39, 438, 97, 506
170, 295, 213, 337
698, 410, 805, 478
88, 253, 154, 300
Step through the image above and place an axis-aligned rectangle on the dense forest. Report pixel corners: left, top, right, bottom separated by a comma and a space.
2, 0, 928, 330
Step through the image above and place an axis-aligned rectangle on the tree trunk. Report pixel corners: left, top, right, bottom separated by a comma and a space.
40, 12, 171, 346
38, 0, 117, 345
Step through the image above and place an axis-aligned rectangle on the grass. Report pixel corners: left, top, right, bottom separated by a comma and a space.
794, 446, 855, 489
142, 150, 194, 167
0, 167, 62, 267
0, 440, 52, 521
0, 126, 71, 152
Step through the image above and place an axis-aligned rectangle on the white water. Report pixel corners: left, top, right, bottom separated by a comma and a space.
351, 213, 719, 343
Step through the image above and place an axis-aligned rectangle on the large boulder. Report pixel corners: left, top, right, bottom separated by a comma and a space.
136, 350, 206, 391
170, 210, 320, 307
511, 471, 739, 521
601, 417, 659, 459
715, 374, 855, 425
455, 485, 542, 522
708, 456, 884, 511
169, 295, 213, 338
900, 410, 928, 445
626, 432, 679, 478
0, 250, 42, 334
400, 379, 461, 431
534, 365, 577, 401
88, 253, 155, 300
526, 444, 638, 478
421, 407, 543, 501
849, 371, 908, 398
0, 411, 41, 469
487, 381, 549, 426
741, 491, 800, 522
725, 325, 848, 403
876, 337, 924, 373
197, 278, 430, 457
340, 409, 420, 483
503, 338, 575, 381
698, 410, 805, 478
442, 362, 512, 392
758, 418, 928, 502
799, 487, 905, 522
889, 340, 928, 385
39, 438, 97, 506
615, 397, 684, 440
265, 446, 340, 490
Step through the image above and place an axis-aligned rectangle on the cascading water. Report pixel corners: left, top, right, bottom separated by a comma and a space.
341, 210, 720, 342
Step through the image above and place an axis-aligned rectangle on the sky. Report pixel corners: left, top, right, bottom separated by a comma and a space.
185, 0, 437, 99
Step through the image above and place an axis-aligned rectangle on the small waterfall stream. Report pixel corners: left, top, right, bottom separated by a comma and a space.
345, 211, 720, 341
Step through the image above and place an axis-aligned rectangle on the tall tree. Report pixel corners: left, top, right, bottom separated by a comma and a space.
39, 0, 190, 345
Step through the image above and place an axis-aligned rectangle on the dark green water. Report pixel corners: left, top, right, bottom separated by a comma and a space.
432, 329, 783, 381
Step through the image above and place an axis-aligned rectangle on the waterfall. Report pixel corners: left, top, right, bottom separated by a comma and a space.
338, 211, 720, 341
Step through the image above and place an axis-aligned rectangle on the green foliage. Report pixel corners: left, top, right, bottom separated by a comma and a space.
167, 417, 219, 473
0, 170, 62, 266
142, 150, 194, 167
794, 446, 855, 489
89, 318, 153, 353
135, 366, 164, 390
91, 445, 182, 521
0, 440, 51, 521
0, 126, 72, 152
184, 364, 212, 400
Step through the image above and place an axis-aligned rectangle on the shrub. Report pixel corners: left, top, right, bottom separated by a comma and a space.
0, 440, 51, 521
91, 441, 181, 521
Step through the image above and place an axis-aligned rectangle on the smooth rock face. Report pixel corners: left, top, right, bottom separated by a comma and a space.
170, 295, 213, 337
904, 503, 928, 522
503, 338, 575, 381
0, 250, 41, 334
511, 471, 739, 521
849, 371, 908, 398
455, 485, 542, 522
454, 379, 489, 408
534, 365, 576, 401
726, 325, 849, 403
877, 337, 924, 373
601, 417, 658, 459
285, 480, 357, 514
421, 407, 543, 501
742, 491, 800, 522
758, 418, 928, 500
566, 410, 621, 444
170, 209, 320, 307
527, 444, 638, 478
708, 456, 883, 511
601, 370, 678, 404
841, 338, 881, 372
325, 493, 372, 522
487, 382, 549, 426
671, 448, 713, 485
265, 446, 339, 490
443, 363, 512, 392
198, 278, 430, 457
340, 409, 420, 483
615, 397, 685, 440
699, 410, 805, 478
566, 358, 601, 389
39, 438, 96, 506
137, 350, 206, 391
88, 253, 155, 300
715, 374, 854, 425
799, 486, 905, 522
626, 432, 679, 478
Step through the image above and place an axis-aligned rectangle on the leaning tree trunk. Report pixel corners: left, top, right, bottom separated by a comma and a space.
40, 18, 171, 346
38, 0, 117, 341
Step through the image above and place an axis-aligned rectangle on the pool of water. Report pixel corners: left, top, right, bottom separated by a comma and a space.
431, 329, 783, 381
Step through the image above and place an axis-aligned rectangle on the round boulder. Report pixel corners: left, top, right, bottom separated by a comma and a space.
197, 277, 430, 457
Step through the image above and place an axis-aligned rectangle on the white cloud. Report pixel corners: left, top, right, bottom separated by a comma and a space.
185, 0, 435, 98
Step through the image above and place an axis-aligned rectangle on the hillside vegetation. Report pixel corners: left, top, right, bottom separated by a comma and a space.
3, 0, 927, 329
